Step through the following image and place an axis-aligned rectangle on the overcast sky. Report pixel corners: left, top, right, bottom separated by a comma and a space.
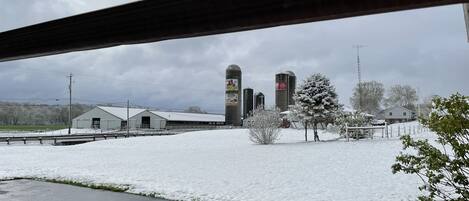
0, 0, 468, 113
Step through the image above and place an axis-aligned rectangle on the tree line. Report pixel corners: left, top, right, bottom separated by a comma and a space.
349, 81, 433, 116
0, 102, 93, 125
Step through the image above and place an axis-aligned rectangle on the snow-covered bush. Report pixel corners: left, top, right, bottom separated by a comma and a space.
245, 108, 281, 144
334, 111, 370, 134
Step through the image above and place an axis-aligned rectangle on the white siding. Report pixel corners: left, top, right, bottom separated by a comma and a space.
130, 110, 166, 129
381, 106, 412, 120
72, 107, 122, 130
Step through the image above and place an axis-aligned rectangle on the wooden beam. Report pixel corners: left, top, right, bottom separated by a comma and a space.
1, 0, 468, 62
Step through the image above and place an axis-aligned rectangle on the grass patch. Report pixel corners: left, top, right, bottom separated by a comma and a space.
1, 177, 178, 200
0, 177, 129, 192
0, 125, 67, 132
42, 178, 130, 192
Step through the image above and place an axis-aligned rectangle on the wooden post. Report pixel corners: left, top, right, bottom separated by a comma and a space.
23, 137, 26, 144
6, 138, 9, 145
385, 122, 388, 138
390, 126, 393, 137
39, 137, 43, 144
345, 123, 349, 142
54, 138, 57, 145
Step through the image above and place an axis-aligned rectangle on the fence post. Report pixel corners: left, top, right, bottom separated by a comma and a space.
390, 126, 393, 137
398, 126, 400, 136
384, 122, 387, 138
345, 123, 349, 142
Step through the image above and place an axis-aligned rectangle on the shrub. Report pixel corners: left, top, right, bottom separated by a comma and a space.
392, 93, 469, 201
245, 108, 281, 144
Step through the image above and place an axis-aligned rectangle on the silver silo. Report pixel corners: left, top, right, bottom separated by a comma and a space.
255, 92, 265, 110
275, 72, 289, 112
285, 71, 296, 106
225, 64, 242, 126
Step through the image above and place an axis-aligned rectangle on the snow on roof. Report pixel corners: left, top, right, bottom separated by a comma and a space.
150, 111, 224, 122
98, 106, 146, 120
96, 106, 225, 122
379, 105, 414, 113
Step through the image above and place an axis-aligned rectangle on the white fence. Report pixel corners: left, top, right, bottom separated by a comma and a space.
345, 122, 430, 142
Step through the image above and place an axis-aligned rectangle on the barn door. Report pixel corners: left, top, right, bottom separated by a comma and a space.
141, 116, 150, 128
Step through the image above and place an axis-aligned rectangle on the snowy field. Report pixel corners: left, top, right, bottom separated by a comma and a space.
0, 121, 431, 201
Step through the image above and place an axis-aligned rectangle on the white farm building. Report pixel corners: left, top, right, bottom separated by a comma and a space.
72, 106, 225, 130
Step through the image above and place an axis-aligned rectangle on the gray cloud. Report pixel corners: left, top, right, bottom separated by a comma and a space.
0, 1, 468, 113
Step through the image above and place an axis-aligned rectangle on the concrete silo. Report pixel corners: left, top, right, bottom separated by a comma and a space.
285, 71, 296, 106
225, 65, 242, 126
243, 88, 254, 119
255, 92, 265, 110
275, 72, 289, 112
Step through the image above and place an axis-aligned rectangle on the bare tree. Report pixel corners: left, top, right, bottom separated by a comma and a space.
350, 80, 384, 114
385, 85, 418, 110
184, 106, 207, 114
245, 107, 281, 145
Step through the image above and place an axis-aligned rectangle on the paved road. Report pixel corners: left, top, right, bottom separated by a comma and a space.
0, 179, 168, 201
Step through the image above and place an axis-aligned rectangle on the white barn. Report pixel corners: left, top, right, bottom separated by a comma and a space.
72, 106, 224, 130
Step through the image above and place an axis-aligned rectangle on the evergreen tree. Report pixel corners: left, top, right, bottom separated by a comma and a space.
293, 73, 339, 142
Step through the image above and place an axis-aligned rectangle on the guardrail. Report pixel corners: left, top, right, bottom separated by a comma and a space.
0, 132, 178, 145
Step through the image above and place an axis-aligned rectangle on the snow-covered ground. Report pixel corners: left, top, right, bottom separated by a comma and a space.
0, 128, 116, 137
0, 121, 432, 201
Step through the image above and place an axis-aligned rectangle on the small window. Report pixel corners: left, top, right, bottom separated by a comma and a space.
403, 112, 407, 116
389, 112, 392, 116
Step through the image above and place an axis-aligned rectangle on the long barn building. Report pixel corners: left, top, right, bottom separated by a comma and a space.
72, 106, 225, 130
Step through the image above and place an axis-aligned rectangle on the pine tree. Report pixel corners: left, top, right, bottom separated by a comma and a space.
293, 73, 339, 142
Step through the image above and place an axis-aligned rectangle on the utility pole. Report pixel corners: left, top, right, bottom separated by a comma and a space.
127, 100, 130, 136
353, 45, 365, 112
417, 87, 421, 118
67, 73, 73, 135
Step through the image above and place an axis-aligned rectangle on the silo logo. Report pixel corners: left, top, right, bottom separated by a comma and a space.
225, 93, 238, 105
276, 82, 287, 90
226, 79, 238, 92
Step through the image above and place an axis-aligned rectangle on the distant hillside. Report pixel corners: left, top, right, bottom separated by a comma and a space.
0, 102, 93, 125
